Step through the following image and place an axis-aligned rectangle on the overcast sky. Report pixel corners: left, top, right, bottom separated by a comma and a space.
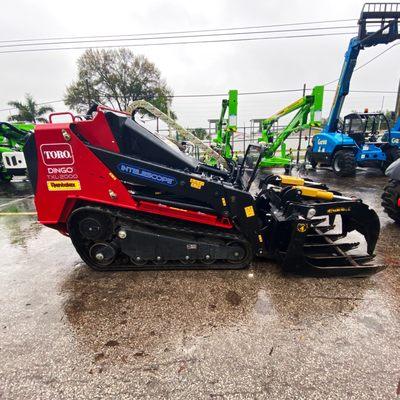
0, 0, 399, 129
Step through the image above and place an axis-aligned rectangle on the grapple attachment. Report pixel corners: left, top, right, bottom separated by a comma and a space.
259, 175, 384, 277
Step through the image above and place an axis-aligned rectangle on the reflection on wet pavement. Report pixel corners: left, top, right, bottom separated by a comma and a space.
1, 171, 400, 399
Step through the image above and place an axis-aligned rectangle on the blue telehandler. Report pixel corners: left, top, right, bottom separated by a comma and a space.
390, 117, 400, 144
307, 3, 400, 176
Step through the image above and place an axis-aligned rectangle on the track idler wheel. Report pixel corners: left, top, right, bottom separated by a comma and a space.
78, 213, 113, 241
89, 242, 117, 266
226, 241, 248, 264
68, 208, 118, 271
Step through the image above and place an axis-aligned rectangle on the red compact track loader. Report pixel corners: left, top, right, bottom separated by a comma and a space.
24, 105, 383, 276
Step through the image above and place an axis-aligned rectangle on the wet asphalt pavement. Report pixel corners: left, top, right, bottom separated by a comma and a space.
1, 170, 400, 400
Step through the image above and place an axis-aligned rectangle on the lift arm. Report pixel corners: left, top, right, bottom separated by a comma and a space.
324, 3, 400, 133
213, 90, 238, 159
260, 86, 324, 158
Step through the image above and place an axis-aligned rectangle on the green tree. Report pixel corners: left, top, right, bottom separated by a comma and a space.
368, 110, 395, 130
65, 48, 175, 117
383, 110, 397, 128
7, 94, 54, 123
191, 128, 209, 140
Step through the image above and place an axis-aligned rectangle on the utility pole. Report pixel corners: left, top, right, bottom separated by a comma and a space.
85, 79, 91, 108
166, 99, 173, 139
296, 83, 307, 165
395, 78, 400, 120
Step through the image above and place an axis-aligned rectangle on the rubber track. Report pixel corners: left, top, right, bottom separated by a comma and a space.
69, 205, 253, 271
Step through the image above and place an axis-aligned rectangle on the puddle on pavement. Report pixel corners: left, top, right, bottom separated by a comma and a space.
0, 180, 32, 206
60, 266, 266, 354
0, 197, 39, 248
3, 167, 400, 374
59, 258, 385, 365
2, 217, 41, 247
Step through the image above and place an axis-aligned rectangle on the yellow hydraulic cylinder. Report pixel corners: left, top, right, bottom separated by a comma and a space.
279, 175, 305, 186
293, 186, 334, 201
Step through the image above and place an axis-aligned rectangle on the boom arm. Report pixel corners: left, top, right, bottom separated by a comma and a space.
324, 3, 400, 133
260, 86, 324, 158
126, 100, 227, 168
214, 90, 238, 159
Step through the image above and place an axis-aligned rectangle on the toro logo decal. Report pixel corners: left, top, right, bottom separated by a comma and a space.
40, 143, 74, 166
117, 163, 177, 187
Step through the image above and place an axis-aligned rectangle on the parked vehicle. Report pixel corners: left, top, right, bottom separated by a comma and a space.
0, 122, 34, 182
24, 105, 382, 276
382, 157, 400, 223
307, 3, 400, 176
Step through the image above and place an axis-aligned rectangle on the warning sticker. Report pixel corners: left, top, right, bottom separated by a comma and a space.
297, 223, 308, 233
244, 205, 255, 218
190, 178, 205, 190
327, 207, 351, 214
47, 180, 81, 191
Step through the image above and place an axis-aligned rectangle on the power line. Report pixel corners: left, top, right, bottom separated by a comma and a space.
173, 89, 398, 98
0, 25, 355, 50
0, 88, 397, 113
171, 88, 305, 98
0, 31, 357, 55
0, 19, 357, 45
324, 42, 400, 86
1, 40, 397, 112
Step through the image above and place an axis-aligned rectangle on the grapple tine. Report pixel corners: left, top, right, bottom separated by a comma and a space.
279, 201, 384, 277
341, 203, 380, 255
305, 233, 345, 243
314, 224, 336, 233
303, 242, 359, 253
305, 254, 374, 267
299, 262, 386, 278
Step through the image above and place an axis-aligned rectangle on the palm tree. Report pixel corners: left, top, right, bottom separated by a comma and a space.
7, 94, 54, 123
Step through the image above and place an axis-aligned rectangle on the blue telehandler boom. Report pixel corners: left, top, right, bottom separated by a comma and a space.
307, 3, 400, 176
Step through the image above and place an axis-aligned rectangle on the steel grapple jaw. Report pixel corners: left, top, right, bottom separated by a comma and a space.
260, 175, 384, 277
